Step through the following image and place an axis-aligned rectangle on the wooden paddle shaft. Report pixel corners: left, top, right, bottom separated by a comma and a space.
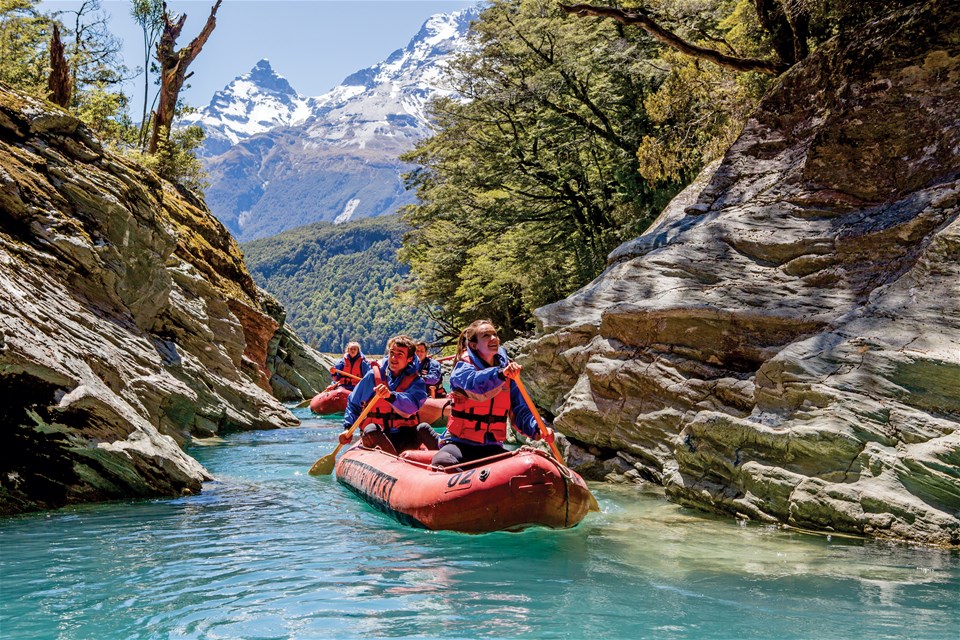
344, 395, 378, 439
332, 368, 363, 382
513, 377, 565, 462
308, 395, 381, 475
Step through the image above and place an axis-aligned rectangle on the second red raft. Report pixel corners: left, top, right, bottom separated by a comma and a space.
308, 384, 350, 415
310, 390, 449, 428
335, 444, 597, 533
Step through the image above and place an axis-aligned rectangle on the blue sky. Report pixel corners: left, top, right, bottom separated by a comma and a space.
42, 0, 478, 109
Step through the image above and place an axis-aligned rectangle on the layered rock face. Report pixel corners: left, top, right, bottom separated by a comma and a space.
522, 1, 959, 546
0, 85, 329, 514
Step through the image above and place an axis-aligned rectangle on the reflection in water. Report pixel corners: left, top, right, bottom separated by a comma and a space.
1, 419, 957, 639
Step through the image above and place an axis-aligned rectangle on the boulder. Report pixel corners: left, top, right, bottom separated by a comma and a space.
522, 1, 960, 546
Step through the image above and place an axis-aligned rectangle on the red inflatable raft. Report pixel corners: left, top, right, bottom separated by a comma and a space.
308, 384, 350, 415
335, 445, 597, 533
310, 391, 449, 428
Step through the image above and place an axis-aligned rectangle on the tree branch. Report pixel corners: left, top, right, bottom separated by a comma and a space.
559, 3, 789, 75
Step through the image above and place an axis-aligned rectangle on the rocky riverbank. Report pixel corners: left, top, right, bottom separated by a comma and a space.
0, 84, 328, 513
520, 1, 959, 546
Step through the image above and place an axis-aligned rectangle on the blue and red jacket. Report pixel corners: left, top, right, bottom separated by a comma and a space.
332, 352, 371, 390
344, 357, 427, 434
418, 356, 445, 397
443, 346, 538, 446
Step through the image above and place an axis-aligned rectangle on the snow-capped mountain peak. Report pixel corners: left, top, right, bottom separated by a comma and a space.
198, 6, 481, 240
305, 6, 478, 151
183, 58, 313, 155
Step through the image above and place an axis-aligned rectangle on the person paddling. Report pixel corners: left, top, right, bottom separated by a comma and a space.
330, 341, 370, 391
415, 341, 446, 398
431, 319, 555, 466
338, 335, 440, 455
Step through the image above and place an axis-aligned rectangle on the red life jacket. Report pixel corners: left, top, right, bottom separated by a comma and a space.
361, 362, 420, 431
340, 354, 365, 380
446, 353, 511, 444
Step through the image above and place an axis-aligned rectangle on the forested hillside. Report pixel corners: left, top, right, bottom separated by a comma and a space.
242, 215, 433, 354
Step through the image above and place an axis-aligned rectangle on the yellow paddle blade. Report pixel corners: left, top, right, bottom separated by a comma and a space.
308, 452, 337, 476
309, 393, 374, 475
587, 491, 601, 512
295, 398, 312, 409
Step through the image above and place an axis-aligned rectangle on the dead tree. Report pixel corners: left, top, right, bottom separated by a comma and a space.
148, 0, 222, 154
48, 24, 72, 108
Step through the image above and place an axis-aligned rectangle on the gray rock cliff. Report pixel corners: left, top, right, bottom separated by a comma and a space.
521, 1, 959, 546
0, 85, 329, 514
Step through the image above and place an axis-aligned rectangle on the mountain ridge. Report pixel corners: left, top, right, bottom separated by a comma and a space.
188, 7, 480, 241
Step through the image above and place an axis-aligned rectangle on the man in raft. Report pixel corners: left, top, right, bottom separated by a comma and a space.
330, 341, 370, 390
415, 341, 446, 398
339, 335, 441, 454
432, 319, 555, 466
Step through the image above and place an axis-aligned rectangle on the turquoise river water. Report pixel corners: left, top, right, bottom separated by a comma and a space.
2, 408, 958, 639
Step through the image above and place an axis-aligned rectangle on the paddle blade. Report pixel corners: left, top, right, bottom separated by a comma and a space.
309, 452, 337, 476
295, 398, 312, 409
587, 491, 601, 512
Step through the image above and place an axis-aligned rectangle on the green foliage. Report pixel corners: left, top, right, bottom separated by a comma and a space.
0, 0, 206, 194
401, 0, 919, 340
0, 0, 48, 95
401, 0, 689, 339
242, 215, 435, 354
632, 1, 793, 184
74, 83, 136, 144
130, 123, 208, 191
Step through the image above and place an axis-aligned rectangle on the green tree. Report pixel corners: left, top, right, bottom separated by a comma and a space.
560, 0, 915, 186
0, 0, 48, 95
131, 0, 164, 151
401, 0, 683, 339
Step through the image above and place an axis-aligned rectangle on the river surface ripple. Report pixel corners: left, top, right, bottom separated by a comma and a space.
2, 412, 958, 639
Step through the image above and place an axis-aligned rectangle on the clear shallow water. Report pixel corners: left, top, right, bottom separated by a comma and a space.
2, 410, 958, 640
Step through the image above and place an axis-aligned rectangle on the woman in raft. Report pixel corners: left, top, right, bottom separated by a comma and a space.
431, 319, 555, 466
330, 341, 370, 390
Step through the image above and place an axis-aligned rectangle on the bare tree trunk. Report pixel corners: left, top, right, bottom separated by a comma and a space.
148, 0, 222, 154
560, 3, 790, 75
48, 24, 72, 108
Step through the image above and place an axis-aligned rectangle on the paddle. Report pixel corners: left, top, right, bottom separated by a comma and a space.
512, 376, 566, 463
307, 394, 379, 476
513, 375, 600, 512
330, 368, 363, 382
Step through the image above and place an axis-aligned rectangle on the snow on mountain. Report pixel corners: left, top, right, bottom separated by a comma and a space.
197, 6, 481, 241
182, 59, 314, 156
304, 9, 476, 150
